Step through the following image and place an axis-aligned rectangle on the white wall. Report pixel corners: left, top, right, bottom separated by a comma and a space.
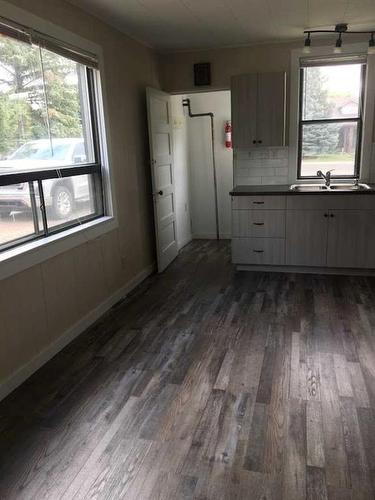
171, 95, 192, 249
186, 91, 233, 239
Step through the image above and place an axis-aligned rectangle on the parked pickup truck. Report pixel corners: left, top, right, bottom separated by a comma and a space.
0, 138, 90, 219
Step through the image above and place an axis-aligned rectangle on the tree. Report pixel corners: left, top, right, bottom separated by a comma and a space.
302, 67, 339, 157
0, 36, 82, 156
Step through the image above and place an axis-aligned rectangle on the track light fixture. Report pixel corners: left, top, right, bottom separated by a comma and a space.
369, 33, 375, 54
303, 32, 311, 53
334, 33, 342, 53
303, 24, 375, 55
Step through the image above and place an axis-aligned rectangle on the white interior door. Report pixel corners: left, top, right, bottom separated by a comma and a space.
146, 87, 178, 273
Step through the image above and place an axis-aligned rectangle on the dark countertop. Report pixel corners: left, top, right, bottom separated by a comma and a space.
230, 184, 375, 196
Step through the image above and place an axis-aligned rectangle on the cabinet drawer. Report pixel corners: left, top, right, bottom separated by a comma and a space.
232, 195, 286, 210
232, 238, 285, 265
232, 210, 285, 238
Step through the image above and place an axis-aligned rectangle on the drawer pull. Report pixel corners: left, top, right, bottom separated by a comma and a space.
253, 201, 264, 205
253, 222, 264, 226
253, 249, 264, 253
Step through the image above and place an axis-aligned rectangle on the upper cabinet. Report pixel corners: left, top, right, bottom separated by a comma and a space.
231, 72, 286, 148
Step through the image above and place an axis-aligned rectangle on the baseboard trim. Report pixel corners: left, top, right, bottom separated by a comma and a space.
178, 235, 192, 250
0, 263, 155, 403
192, 234, 231, 240
236, 264, 375, 276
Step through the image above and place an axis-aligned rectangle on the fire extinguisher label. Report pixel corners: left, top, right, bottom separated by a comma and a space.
225, 120, 232, 149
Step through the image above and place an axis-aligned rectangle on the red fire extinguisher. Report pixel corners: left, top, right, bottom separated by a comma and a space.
225, 120, 232, 149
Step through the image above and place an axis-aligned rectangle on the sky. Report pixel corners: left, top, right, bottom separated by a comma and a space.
320, 63, 362, 95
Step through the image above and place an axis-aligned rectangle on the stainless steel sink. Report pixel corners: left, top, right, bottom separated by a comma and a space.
329, 183, 371, 191
289, 183, 371, 192
289, 184, 328, 192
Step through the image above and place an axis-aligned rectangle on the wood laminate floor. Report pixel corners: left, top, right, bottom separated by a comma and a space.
1, 240, 375, 500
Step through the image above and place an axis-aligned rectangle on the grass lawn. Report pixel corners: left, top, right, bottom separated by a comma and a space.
303, 153, 354, 163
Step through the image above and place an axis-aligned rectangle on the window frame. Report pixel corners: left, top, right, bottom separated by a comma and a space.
0, 34, 107, 254
297, 61, 366, 180
288, 43, 375, 186
0, 2, 117, 281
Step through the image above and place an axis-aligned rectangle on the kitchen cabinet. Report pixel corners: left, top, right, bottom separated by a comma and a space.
231, 72, 286, 148
231, 195, 286, 265
256, 72, 286, 147
232, 210, 285, 238
232, 237, 285, 265
231, 74, 257, 149
327, 210, 375, 268
286, 210, 328, 267
232, 192, 375, 271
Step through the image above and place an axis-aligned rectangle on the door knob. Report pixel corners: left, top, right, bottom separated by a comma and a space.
158, 190, 163, 196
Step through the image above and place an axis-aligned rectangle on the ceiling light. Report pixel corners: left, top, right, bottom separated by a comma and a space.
334, 33, 342, 53
369, 33, 375, 54
303, 32, 311, 53
303, 24, 375, 55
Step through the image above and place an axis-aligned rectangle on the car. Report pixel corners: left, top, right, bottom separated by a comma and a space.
0, 138, 91, 219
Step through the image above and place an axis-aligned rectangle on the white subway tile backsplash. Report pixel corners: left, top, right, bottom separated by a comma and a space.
236, 176, 262, 185
261, 176, 289, 185
261, 158, 288, 167
277, 167, 289, 177
246, 167, 275, 177
234, 146, 289, 186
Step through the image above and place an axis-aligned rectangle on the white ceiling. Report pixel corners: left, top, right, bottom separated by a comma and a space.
67, 0, 375, 52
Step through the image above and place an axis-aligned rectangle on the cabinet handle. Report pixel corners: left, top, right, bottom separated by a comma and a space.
324, 213, 328, 217
253, 201, 264, 205
253, 222, 264, 226
253, 249, 264, 253
258, 140, 262, 144
252, 140, 257, 144
330, 214, 335, 218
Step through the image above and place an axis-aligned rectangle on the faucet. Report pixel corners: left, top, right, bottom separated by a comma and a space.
317, 169, 334, 187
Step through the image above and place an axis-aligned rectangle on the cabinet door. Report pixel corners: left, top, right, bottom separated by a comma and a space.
231, 74, 257, 148
257, 72, 286, 147
286, 210, 328, 267
327, 210, 375, 268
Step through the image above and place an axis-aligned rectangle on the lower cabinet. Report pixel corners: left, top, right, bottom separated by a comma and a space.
327, 210, 375, 268
232, 194, 375, 270
286, 210, 328, 267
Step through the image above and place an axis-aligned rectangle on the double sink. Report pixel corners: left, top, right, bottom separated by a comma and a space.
290, 183, 372, 192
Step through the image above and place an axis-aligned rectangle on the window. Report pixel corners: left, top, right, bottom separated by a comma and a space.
298, 59, 366, 178
0, 18, 105, 253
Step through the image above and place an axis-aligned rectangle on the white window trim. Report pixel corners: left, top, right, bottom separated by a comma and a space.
288, 42, 375, 184
0, 0, 119, 280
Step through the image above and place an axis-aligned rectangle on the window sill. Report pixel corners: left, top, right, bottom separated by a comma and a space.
0, 215, 117, 281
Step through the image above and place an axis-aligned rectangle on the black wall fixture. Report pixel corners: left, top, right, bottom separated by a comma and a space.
194, 62, 211, 86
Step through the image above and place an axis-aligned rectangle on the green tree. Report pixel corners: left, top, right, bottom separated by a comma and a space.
0, 37, 82, 156
302, 67, 339, 157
